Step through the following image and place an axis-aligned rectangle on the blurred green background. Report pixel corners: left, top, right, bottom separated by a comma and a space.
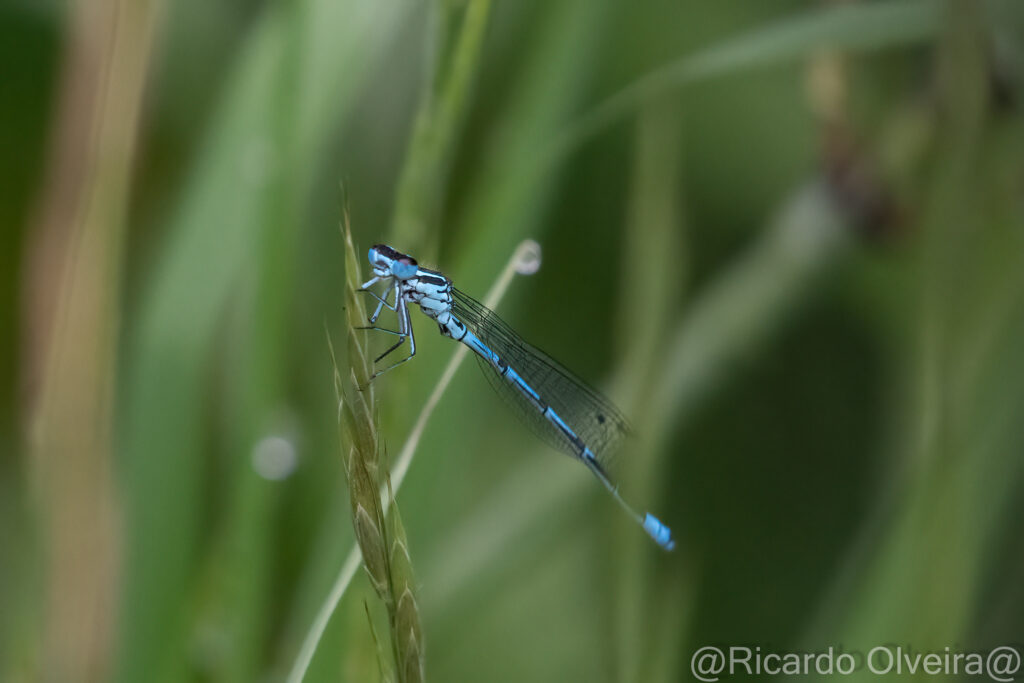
3, 0, 1024, 681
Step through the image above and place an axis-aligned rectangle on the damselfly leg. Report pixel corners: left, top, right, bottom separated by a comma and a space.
356, 290, 418, 381
358, 278, 399, 323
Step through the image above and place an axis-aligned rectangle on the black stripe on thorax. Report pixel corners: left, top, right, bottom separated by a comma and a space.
416, 274, 448, 287
415, 267, 450, 287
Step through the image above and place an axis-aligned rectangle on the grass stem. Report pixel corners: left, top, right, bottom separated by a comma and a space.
286, 238, 540, 683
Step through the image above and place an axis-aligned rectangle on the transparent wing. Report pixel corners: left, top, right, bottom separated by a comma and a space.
452, 288, 630, 470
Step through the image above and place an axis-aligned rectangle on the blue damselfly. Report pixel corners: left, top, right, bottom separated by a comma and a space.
358, 244, 674, 550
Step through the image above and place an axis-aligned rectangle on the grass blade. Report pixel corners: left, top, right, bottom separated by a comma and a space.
553, 0, 942, 162
23, 1, 160, 680
391, 0, 493, 253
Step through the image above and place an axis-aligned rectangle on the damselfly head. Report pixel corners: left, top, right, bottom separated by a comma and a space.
368, 244, 418, 280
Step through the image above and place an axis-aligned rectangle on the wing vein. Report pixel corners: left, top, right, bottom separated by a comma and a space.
452, 288, 629, 469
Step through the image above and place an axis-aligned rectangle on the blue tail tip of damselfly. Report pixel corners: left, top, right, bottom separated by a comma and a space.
643, 513, 675, 551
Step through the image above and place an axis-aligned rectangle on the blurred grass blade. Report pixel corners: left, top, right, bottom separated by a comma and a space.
391, 0, 493, 253
116, 1, 409, 680
554, 0, 941, 159
451, 0, 608, 282
615, 102, 686, 406
23, 1, 160, 681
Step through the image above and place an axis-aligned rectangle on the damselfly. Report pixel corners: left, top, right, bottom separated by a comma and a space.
358, 244, 674, 550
